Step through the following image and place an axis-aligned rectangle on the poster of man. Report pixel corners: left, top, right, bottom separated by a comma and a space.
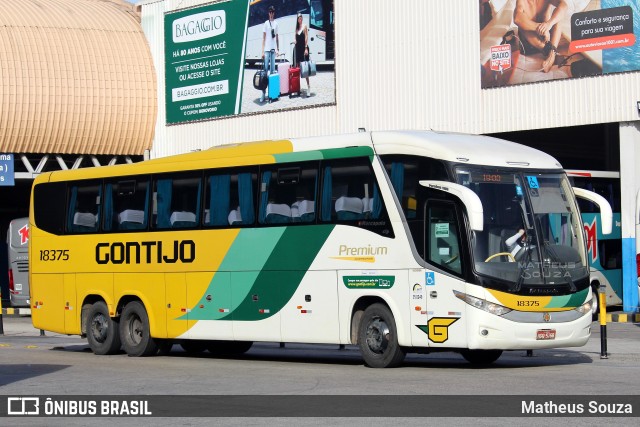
480, 0, 640, 88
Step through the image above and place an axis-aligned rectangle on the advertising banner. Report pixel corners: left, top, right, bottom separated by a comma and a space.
165, 0, 335, 125
480, 0, 640, 88
0, 153, 15, 186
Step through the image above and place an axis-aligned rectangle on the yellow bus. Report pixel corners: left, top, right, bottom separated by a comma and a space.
30, 131, 611, 367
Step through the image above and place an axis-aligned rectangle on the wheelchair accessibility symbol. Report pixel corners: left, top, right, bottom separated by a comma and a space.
526, 176, 539, 189
425, 272, 435, 286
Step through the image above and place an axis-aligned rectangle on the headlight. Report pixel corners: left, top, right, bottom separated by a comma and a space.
575, 300, 592, 315
453, 290, 512, 316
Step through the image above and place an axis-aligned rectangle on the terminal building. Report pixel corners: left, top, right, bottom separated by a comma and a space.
1, 0, 639, 312
0, 0, 157, 304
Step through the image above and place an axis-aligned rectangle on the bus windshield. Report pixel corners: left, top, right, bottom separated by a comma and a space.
456, 167, 588, 289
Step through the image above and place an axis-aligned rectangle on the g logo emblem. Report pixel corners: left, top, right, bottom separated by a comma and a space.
417, 317, 459, 343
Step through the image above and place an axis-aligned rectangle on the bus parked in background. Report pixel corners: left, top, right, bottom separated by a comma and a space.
245, 0, 334, 66
7, 217, 30, 307
29, 131, 610, 367
567, 170, 622, 312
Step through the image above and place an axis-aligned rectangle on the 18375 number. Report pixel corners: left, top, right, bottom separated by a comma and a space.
40, 249, 70, 261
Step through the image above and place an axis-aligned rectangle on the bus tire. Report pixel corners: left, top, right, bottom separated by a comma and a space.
86, 301, 121, 355
591, 284, 599, 321
207, 340, 253, 355
460, 349, 502, 365
119, 301, 158, 357
358, 303, 406, 368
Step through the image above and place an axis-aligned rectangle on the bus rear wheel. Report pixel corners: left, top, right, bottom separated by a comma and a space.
460, 349, 502, 365
86, 301, 121, 355
120, 301, 158, 357
358, 303, 406, 368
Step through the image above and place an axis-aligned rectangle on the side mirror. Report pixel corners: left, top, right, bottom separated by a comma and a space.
573, 187, 613, 235
419, 180, 484, 231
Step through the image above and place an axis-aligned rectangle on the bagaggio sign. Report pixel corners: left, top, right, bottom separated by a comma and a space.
164, 1, 248, 124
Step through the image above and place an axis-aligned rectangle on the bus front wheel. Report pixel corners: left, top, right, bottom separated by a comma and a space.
86, 301, 121, 355
357, 303, 406, 368
120, 301, 158, 357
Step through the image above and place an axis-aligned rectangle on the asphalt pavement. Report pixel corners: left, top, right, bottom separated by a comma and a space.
1, 314, 638, 360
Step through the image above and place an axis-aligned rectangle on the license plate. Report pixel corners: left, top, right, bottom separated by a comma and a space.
536, 329, 556, 340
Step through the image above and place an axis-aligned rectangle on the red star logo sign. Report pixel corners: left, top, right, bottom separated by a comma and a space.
19, 224, 29, 245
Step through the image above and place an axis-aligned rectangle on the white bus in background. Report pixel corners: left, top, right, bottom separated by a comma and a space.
6, 217, 30, 308
245, 0, 334, 66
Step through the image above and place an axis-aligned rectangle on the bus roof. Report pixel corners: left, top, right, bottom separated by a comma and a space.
38, 130, 563, 183
369, 130, 563, 170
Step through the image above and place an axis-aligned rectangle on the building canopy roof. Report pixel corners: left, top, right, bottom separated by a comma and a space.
0, 0, 156, 155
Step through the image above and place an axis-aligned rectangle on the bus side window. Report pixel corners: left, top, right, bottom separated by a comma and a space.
152, 173, 202, 230
321, 158, 379, 221
426, 201, 462, 275
104, 178, 150, 231
258, 162, 318, 225
320, 158, 393, 237
67, 182, 101, 234
204, 168, 257, 227
380, 155, 449, 220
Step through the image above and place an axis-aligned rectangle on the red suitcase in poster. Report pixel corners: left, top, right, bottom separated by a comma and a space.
288, 46, 301, 98
288, 66, 300, 98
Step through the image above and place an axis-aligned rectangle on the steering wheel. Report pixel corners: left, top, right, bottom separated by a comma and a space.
485, 252, 516, 262
443, 254, 459, 265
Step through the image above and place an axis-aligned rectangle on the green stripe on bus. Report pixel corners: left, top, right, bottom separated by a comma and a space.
545, 288, 589, 309
564, 287, 589, 308
183, 228, 286, 321
319, 146, 374, 160
186, 225, 334, 321
227, 224, 335, 321
273, 151, 324, 163
273, 146, 374, 163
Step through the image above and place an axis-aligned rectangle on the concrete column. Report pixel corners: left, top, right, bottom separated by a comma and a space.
618, 122, 640, 313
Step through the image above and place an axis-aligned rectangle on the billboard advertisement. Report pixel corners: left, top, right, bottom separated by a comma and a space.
165, 0, 335, 125
480, 0, 640, 88
0, 153, 15, 186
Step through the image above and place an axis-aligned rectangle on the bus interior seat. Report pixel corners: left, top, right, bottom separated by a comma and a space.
73, 212, 97, 227
228, 208, 242, 225
70, 212, 98, 233
117, 209, 145, 230
170, 211, 197, 228
335, 196, 364, 220
265, 203, 292, 224
291, 200, 315, 222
